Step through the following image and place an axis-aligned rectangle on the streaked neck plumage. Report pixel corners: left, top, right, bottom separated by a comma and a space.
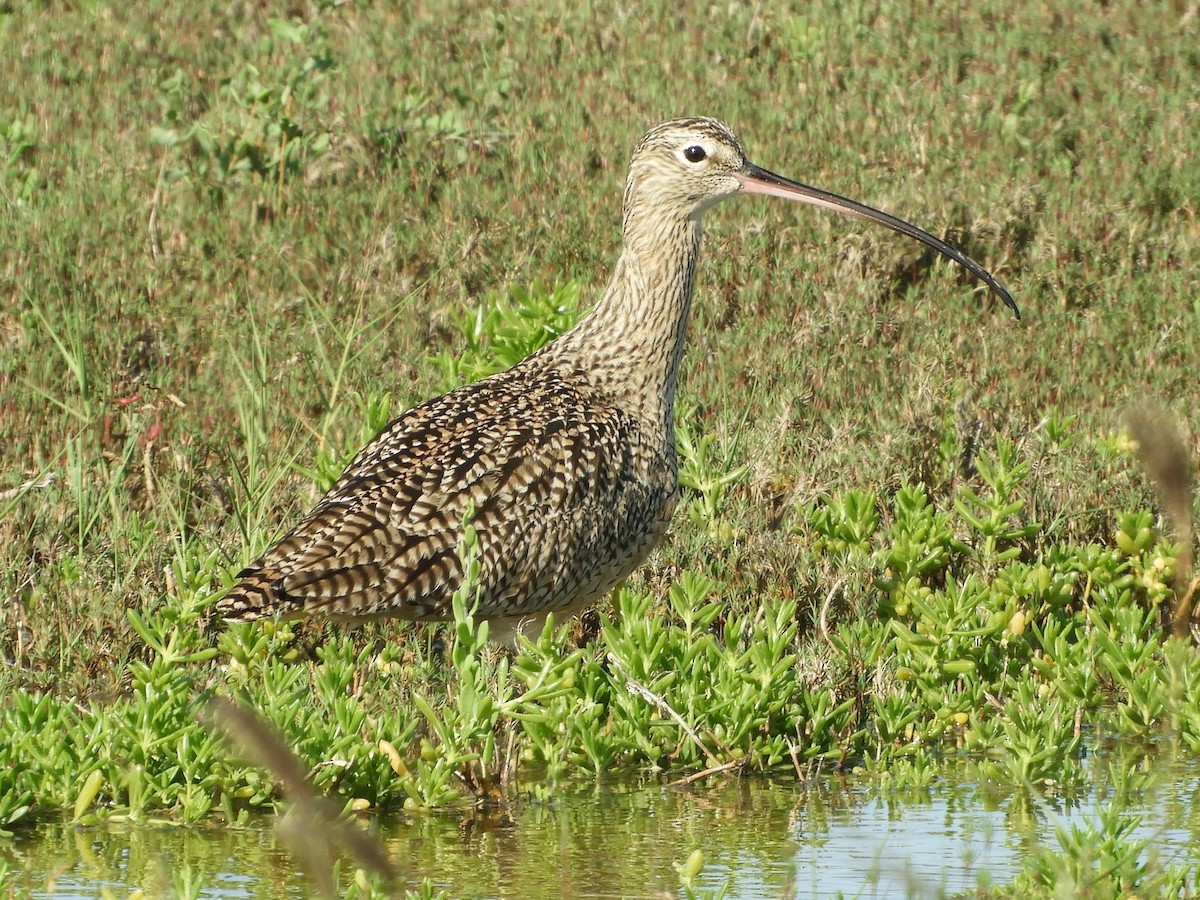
545, 203, 703, 437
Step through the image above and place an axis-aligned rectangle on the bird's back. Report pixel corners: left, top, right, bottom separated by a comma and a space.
217, 357, 679, 632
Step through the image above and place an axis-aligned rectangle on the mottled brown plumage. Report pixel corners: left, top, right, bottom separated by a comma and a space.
217, 117, 1018, 644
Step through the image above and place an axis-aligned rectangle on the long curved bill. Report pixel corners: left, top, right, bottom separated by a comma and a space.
736, 162, 1020, 320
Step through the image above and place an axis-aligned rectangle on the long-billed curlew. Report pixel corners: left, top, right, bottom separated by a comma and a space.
216, 116, 1019, 645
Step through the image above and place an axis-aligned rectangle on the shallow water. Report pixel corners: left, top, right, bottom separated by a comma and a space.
5, 762, 1199, 899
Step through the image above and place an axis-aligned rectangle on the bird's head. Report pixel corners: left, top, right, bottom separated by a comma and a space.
623, 117, 750, 219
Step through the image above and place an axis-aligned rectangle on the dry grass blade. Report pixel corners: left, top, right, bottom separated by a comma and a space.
1124, 405, 1197, 638
203, 698, 396, 896
667, 757, 747, 788
608, 652, 731, 767
0, 471, 56, 505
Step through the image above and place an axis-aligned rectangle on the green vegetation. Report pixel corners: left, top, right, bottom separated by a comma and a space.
2, 0, 1199, 897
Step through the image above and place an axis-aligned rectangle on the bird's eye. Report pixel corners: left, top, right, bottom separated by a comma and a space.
683, 145, 707, 163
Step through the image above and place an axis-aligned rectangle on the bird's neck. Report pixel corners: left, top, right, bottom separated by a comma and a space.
548, 215, 703, 433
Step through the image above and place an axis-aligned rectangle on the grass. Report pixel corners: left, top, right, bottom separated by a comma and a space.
2, 0, 1200, 896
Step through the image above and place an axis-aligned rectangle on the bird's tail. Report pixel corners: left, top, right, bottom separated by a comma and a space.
215, 568, 291, 622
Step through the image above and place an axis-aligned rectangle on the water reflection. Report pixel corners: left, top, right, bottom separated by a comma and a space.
4, 763, 1198, 899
